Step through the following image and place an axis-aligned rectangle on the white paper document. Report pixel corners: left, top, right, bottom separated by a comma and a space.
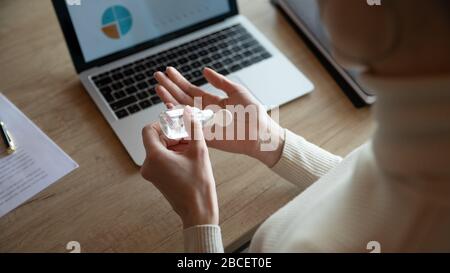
0, 93, 78, 218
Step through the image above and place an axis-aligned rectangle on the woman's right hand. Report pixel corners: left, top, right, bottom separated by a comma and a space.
154, 67, 285, 167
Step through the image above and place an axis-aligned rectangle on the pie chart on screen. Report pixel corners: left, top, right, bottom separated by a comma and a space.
101, 5, 133, 39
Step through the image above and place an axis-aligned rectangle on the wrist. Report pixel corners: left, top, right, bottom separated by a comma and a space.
182, 208, 219, 229
252, 125, 285, 168
182, 186, 219, 229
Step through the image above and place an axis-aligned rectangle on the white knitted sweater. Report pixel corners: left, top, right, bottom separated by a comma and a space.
184, 74, 450, 252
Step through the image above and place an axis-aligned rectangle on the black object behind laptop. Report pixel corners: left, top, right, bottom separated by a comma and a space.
274, 0, 376, 107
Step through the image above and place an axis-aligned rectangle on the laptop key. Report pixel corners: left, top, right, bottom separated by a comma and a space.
135, 73, 145, 82
188, 53, 199, 60
261, 52, 272, 59
223, 58, 233, 65
208, 46, 219, 53
137, 92, 149, 100
157, 56, 168, 63
125, 86, 138, 94
243, 50, 253, 57
127, 104, 141, 114
167, 62, 177, 68
115, 109, 129, 119
211, 54, 222, 60
242, 60, 252, 67
137, 81, 149, 90
139, 100, 152, 109
192, 70, 202, 78
100, 86, 112, 94
103, 93, 114, 103
212, 62, 224, 69
233, 54, 243, 61
123, 69, 134, 76
145, 60, 157, 68
114, 91, 126, 100
112, 81, 125, 89
252, 46, 266, 54
95, 76, 112, 87
112, 73, 124, 80
218, 42, 228, 49
217, 68, 229, 76
180, 65, 191, 73
151, 96, 162, 104
135, 65, 146, 72
167, 53, 177, 59
192, 78, 207, 86
223, 49, 232, 55
229, 64, 242, 72
201, 57, 212, 65
178, 57, 189, 64
123, 78, 135, 86
250, 55, 263, 64
111, 96, 137, 111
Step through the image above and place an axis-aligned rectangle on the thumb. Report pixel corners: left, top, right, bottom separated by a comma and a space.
183, 106, 206, 151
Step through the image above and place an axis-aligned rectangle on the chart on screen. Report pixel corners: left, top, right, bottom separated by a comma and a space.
101, 5, 133, 39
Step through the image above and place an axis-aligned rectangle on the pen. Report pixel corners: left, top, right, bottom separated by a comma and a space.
0, 121, 16, 154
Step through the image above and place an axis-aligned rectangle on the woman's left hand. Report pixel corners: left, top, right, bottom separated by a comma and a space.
140, 106, 219, 228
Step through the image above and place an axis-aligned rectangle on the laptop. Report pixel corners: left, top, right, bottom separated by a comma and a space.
52, 0, 314, 165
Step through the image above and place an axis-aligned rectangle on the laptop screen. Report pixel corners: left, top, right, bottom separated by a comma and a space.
66, 0, 231, 63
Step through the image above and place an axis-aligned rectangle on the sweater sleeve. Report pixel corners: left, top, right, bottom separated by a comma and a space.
271, 129, 343, 188
182, 130, 341, 253
183, 225, 224, 253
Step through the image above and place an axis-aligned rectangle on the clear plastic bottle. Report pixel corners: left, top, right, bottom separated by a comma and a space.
159, 106, 232, 139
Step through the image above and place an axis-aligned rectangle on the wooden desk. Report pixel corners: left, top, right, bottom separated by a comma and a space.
0, 0, 374, 252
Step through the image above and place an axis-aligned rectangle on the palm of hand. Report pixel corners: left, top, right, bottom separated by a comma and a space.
154, 67, 279, 159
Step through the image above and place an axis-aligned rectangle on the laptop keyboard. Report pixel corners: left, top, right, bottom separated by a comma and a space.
91, 24, 273, 119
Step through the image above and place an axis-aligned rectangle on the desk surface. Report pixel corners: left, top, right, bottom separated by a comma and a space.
0, 0, 374, 252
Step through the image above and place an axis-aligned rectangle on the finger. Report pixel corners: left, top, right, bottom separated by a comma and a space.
159, 134, 168, 148
203, 67, 241, 96
142, 123, 166, 153
166, 102, 175, 109
156, 85, 179, 106
161, 133, 184, 148
168, 143, 189, 153
166, 67, 203, 97
183, 106, 206, 151
154, 71, 193, 105
166, 67, 224, 108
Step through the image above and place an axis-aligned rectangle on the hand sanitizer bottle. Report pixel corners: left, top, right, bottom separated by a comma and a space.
159, 105, 232, 140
